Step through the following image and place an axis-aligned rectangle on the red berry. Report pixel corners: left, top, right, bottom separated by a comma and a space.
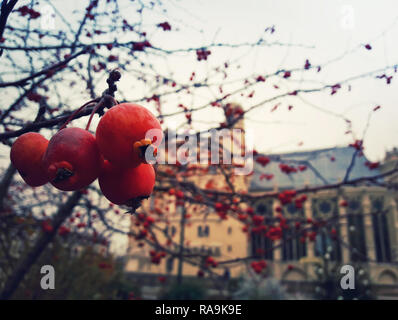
58, 226, 70, 236
10, 132, 49, 187
96, 103, 163, 168
42, 127, 102, 191
99, 160, 155, 210
41, 220, 53, 233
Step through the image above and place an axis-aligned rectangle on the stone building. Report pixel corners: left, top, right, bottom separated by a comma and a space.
125, 105, 398, 297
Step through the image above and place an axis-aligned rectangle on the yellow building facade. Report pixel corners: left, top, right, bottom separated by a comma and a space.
125, 105, 398, 295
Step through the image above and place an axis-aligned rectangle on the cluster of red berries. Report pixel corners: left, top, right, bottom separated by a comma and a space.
10, 103, 163, 211
196, 48, 211, 61
279, 163, 307, 175
250, 260, 267, 274
149, 250, 166, 265
204, 256, 218, 268
255, 155, 270, 167
16, 5, 41, 19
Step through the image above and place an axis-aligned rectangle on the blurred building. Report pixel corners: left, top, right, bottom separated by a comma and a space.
125, 104, 398, 297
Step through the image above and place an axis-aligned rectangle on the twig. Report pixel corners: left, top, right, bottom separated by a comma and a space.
0, 0, 18, 58
0, 47, 90, 88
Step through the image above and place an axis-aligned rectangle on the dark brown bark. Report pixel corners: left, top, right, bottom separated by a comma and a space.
0, 163, 16, 212
0, 1, 18, 46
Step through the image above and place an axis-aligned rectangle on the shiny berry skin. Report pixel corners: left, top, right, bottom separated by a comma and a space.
42, 127, 102, 191
10, 132, 49, 187
96, 103, 162, 168
99, 160, 155, 210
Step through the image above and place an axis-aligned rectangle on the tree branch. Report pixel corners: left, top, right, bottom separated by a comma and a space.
0, 46, 90, 88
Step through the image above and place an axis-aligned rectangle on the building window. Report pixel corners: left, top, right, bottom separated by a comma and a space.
227, 245, 232, 252
251, 232, 273, 260
256, 203, 270, 215
198, 225, 209, 237
280, 201, 306, 261
251, 199, 274, 260
284, 201, 305, 217
313, 198, 337, 218
347, 199, 367, 262
166, 225, 177, 237
227, 226, 232, 234
348, 199, 360, 211
314, 228, 341, 261
319, 201, 332, 214
251, 218, 273, 260
286, 203, 298, 215
166, 257, 174, 273
254, 199, 273, 216
371, 198, 391, 262
312, 198, 341, 261
282, 228, 306, 261
213, 246, 221, 257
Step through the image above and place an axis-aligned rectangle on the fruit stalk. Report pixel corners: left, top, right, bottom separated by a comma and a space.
58, 99, 98, 131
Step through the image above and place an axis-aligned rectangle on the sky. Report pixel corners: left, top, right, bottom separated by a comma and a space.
152, 0, 398, 161
5, 0, 398, 164
55, 0, 397, 162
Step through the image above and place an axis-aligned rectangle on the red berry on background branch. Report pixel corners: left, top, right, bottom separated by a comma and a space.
157, 22, 171, 31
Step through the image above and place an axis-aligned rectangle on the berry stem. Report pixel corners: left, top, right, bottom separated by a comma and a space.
59, 99, 97, 131
85, 96, 117, 131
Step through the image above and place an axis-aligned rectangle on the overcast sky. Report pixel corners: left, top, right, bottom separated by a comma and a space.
5, 0, 395, 164
153, 0, 398, 161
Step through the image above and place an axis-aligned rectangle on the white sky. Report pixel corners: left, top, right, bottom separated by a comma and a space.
5, 0, 398, 163
153, 0, 398, 161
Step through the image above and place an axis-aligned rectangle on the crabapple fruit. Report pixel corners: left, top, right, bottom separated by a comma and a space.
96, 103, 162, 168
42, 127, 102, 191
10, 132, 49, 187
99, 160, 155, 211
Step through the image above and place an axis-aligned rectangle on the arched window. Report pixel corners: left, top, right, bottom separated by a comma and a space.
166, 257, 174, 273
198, 225, 210, 237
282, 201, 306, 261
371, 197, 391, 262
170, 225, 177, 237
312, 198, 341, 261
251, 199, 274, 260
204, 225, 210, 237
282, 228, 306, 261
347, 198, 367, 262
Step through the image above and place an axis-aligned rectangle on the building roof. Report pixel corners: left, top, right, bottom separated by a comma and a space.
249, 146, 381, 191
